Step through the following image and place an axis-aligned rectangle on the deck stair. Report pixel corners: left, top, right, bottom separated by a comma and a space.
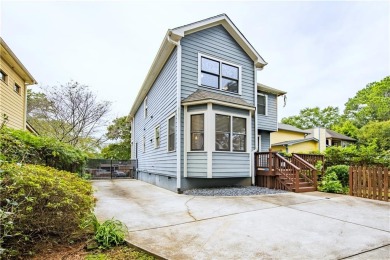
255, 150, 321, 193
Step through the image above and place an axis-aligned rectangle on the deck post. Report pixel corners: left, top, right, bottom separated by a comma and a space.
268, 148, 273, 173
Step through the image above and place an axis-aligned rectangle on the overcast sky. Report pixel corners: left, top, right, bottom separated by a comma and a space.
1, 0, 389, 122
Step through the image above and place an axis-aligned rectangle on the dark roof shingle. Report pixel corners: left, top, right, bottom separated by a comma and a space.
182, 89, 254, 108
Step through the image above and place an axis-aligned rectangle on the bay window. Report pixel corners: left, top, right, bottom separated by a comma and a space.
191, 114, 204, 151
215, 114, 246, 152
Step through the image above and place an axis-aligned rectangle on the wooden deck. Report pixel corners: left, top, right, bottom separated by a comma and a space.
255, 150, 323, 193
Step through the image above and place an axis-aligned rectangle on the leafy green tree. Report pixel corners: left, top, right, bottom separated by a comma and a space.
281, 106, 341, 129
331, 120, 359, 139
343, 76, 390, 128
357, 120, 390, 151
100, 116, 131, 160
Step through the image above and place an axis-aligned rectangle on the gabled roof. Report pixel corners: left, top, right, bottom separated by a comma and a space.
306, 128, 356, 141
257, 83, 286, 96
278, 123, 310, 134
182, 89, 254, 110
129, 14, 267, 118
0, 37, 37, 85
272, 137, 318, 146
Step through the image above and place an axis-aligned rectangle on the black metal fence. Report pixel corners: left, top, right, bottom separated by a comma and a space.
85, 159, 137, 179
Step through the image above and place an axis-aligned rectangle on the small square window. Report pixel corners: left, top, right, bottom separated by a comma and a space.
14, 84, 21, 94
0, 70, 7, 82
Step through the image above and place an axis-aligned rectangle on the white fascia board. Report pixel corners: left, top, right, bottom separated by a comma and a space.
182, 99, 255, 111
171, 15, 267, 68
129, 31, 176, 118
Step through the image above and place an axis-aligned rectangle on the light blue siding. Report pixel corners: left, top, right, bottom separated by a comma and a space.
133, 48, 177, 179
181, 25, 255, 105
212, 152, 250, 177
258, 130, 271, 152
257, 92, 278, 132
187, 152, 207, 177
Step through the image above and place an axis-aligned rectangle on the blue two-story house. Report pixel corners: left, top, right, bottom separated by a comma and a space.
129, 14, 286, 193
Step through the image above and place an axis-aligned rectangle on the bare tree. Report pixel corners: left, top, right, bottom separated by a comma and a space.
28, 81, 111, 148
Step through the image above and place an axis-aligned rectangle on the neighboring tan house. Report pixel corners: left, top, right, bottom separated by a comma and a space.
129, 14, 286, 192
306, 127, 356, 152
0, 37, 37, 130
271, 123, 356, 153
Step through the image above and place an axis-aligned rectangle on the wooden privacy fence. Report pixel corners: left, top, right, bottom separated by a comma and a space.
349, 166, 389, 201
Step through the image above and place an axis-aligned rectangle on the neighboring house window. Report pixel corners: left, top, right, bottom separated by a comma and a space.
0, 70, 7, 82
168, 115, 175, 151
215, 114, 246, 152
143, 136, 146, 152
199, 55, 240, 94
257, 94, 267, 115
154, 125, 160, 148
144, 97, 148, 118
191, 114, 204, 151
14, 83, 21, 94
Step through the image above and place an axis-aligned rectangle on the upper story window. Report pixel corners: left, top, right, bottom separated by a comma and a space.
144, 97, 148, 118
191, 114, 204, 151
14, 83, 21, 94
199, 54, 241, 94
168, 115, 175, 152
0, 70, 7, 83
215, 114, 247, 152
257, 94, 267, 115
154, 125, 160, 148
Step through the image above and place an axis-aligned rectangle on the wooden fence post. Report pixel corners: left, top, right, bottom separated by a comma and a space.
384, 168, 389, 202
349, 166, 353, 196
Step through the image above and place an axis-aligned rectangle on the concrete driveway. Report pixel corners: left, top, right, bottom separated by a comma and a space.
93, 179, 390, 260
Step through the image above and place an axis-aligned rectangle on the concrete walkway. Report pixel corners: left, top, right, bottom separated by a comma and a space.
93, 179, 390, 260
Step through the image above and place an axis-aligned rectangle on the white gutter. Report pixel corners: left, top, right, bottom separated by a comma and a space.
167, 34, 182, 193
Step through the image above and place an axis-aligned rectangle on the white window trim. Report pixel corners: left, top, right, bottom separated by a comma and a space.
167, 113, 176, 152
144, 96, 148, 119
184, 107, 250, 154
257, 93, 268, 116
154, 125, 160, 149
197, 53, 242, 95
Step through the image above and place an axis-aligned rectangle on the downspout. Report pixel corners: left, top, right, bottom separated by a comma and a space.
253, 63, 258, 185
167, 33, 182, 193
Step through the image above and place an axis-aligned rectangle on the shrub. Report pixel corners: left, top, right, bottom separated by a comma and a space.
0, 163, 94, 257
318, 171, 343, 193
82, 214, 127, 250
325, 165, 349, 187
0, 127, 87, 173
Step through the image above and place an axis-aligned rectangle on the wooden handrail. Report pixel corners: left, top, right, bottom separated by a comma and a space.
293, 154, 316, 170
275, 153, 300, 170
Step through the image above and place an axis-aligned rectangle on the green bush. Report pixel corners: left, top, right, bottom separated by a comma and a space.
318, 171, 343, 193
0, 163, 94, 257
325, 165, 349, 187
0, 127, 87, 173
82, 213, 127, 250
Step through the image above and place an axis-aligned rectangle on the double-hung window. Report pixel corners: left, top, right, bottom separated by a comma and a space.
190, 114, 204, 151
154, 125, 160, 148
168, 115, 175, 151
200, 55, 240, 93
215, 114, 246, 152
257, 94, 267, 115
